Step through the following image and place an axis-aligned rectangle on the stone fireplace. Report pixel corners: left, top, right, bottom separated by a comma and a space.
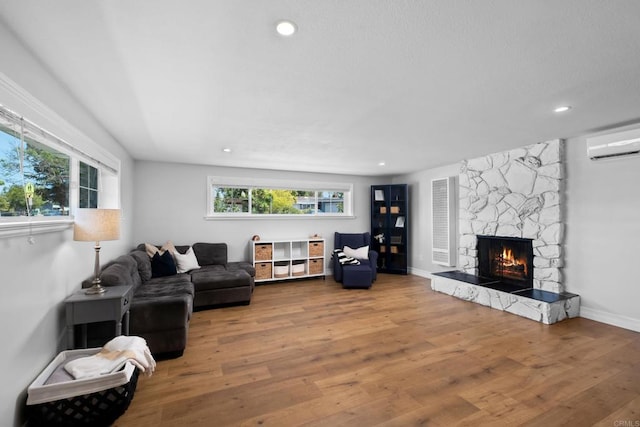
458, 139, 564, 293
432, 139, 580, 324
477, 235, 533, 290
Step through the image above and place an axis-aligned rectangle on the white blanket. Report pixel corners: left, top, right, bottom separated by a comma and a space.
64, 335, 156, 380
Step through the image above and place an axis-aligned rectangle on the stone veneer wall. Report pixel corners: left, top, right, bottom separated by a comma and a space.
459, 139, 564, 293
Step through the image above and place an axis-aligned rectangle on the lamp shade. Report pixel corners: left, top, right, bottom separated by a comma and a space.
73, 208, 121, 242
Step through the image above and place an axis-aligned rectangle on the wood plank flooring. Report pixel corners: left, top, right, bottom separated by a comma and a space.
116, 274, 640, 426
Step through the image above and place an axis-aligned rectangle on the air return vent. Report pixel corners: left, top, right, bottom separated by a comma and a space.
431, 177, 456, 266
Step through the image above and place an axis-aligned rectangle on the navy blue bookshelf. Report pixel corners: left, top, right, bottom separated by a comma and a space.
371, 184, 408, 274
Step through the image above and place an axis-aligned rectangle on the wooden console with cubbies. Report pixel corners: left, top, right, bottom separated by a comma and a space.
251, 238, 325, 283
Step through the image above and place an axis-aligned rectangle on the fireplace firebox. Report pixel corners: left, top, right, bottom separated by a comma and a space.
477, 235, 533, 290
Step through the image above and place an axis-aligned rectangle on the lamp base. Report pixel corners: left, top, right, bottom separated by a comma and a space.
85, 243, 107, 295
85, 283, 107, 295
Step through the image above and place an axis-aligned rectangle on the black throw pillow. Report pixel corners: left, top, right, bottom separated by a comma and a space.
151, 250, 177, 278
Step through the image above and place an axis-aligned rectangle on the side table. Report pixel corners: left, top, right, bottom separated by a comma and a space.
65, 285, 133, 349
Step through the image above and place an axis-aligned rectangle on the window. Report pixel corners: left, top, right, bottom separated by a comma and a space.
212, 187, 249, 213
0, 103, 120, 237
79, 161, 98, 208
207, 177, 352, 218
0, 118, 70, 217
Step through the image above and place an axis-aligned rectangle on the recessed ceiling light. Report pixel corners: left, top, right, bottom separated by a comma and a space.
554, 105, 572, 113
378, 162, 386, 166
276, 20, 297, 36
222, 148, 232, 153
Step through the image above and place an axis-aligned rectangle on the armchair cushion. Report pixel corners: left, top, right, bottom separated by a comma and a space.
343, 245, 369, 260
333, 249, 360, 265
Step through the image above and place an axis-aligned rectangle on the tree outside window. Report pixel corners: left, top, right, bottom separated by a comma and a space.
252, 189, 302, 214
213, 187, 249, 213
0, 127, 69, 217
210, 185, 345, 216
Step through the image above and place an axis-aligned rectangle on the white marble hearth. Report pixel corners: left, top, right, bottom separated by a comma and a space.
432, 272, 580, 325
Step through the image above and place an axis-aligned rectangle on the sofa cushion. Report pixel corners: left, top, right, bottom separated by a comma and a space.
195, 264, 225, 274
192, 242, 227, 266
99, 255, 141, 288
130, 294, 192, 333
190, 268, 251, 291
146, 273, 192, 286
134, 278, 194, 299
173, 245, 190, 254
173, 247, 201, 273
130, 250, 152, 282
151, 251, 177, 277
227, 261, 256, 277
145, 241, 177, 257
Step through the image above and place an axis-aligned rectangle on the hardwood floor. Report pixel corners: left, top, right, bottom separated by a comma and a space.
116, 274, 640, 426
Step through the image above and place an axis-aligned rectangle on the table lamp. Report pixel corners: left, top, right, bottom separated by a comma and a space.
73, 208, 121, 295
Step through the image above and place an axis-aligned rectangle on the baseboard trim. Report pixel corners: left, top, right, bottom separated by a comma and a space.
407, 267, 433, 279
580, 306, 640, 333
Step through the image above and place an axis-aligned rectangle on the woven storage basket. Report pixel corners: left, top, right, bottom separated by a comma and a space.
27, 349, 139, 426
309, 259, 324, 275
255, 262, 272, 280
254, 244, 272, 261
308, 241, 324, 257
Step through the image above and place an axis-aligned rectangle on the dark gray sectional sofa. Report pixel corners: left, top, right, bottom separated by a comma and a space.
86, 242, 255, 357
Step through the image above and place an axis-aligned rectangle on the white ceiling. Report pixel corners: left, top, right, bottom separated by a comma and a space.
1, 1, 639, 176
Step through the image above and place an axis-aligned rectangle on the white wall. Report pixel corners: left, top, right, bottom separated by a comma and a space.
393, 163, 460, 277
133, 161, 381, 264
564, 132, 640, 331
0, 22, 134, 426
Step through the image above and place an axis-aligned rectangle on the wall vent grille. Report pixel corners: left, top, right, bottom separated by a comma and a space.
431, 177, 456, 266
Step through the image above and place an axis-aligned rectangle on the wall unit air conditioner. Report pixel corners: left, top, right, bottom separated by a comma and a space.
586, 127, 640, 160
431, 176, 456, 266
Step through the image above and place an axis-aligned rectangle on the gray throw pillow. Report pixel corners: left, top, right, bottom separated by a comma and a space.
130, 250, 152, 282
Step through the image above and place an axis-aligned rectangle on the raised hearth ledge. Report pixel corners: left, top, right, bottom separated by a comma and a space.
432, 271, 580, 325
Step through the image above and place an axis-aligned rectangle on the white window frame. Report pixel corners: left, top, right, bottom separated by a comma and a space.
205, 176, 354, 219
78, 160, 100, 209
0, 100, 121, 238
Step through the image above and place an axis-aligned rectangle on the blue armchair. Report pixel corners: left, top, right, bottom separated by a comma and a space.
333, 232, 378, 288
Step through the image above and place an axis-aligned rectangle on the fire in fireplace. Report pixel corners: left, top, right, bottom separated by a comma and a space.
477, 235, 533, 289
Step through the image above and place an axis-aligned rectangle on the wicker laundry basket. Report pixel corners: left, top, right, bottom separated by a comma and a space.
27, 348, 139, 426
